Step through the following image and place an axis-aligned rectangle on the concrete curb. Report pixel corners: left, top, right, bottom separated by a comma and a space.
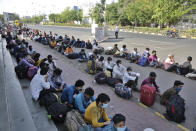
1, 38, 37, 131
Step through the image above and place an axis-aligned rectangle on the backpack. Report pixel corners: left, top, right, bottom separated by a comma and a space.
39, 92, 58, 108
115, 83, 132, 99
64, 110, 86, 131
95, 72, 107, 84
166, 95, 185, 123
138, 56, 148, 66
27, 66, 38, 80
87, 60, 97, 74
47, 102, 69, 123
15, 65, 28, 79
106, 78, 121, 88
67, 53, 79, 59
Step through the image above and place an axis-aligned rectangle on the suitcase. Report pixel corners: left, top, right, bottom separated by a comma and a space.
140, 84, 156, 106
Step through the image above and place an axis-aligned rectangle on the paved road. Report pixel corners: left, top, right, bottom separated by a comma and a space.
28, 25, 196, 130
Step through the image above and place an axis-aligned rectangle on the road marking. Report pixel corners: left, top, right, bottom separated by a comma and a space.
138, 102, 148, 108
155, 112, 165, 119
177, 124, 189, 131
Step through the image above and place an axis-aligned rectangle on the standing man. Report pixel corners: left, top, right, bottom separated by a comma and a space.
115, 25, 119, 39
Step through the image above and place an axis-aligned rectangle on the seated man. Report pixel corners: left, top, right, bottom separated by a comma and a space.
141, 72, 160, 92
113, 60, 126, 81
27, 45, 35, 56
112, 44, 120, 54
45, 55, 56, 81
61, 80, 85, 108
104, 57, 115, 76
120, 45, 128, 58
86, 39, 93, 49
96, 56, 105, 72
103, 114, 131, 131
49, 68, 66, 92
84, 93, 111, 130
128, 48, 140, 63
65, 45, 74, 55
78, 49, 88, 62
75, 87, 95, 114
178, 56, 193, 75
30, 68, 50, 100
123, 67, 140, 90
160, 80, 184, 105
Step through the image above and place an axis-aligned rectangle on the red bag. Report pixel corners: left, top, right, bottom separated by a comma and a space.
27, 66, 38, 80
140, 84, 156, 106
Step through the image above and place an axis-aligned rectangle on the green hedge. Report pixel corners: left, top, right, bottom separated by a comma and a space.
43, 23, 91, 28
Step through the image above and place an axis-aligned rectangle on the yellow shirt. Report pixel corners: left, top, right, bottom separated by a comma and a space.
84, 102, 110, 128
66, 48, 73, 54
51, 41, 56, 47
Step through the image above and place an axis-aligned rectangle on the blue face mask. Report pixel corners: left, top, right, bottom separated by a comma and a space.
117, 126, 126, 131
101, 104, 108, 108
176, 88, 182, 93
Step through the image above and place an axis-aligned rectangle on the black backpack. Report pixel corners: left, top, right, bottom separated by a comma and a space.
106, 78, 121, 88
15, 65, 28, 79
39, 92, 58, 108
94, 72, 107, 84
47, 102, 69, 123
67, 53, 79, 59
166, 95, 186, 123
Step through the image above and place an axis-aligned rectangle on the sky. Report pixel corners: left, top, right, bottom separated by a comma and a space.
0, 0, 117, 17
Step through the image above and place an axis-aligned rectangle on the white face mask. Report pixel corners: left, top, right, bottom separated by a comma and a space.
117, 126, 126, 131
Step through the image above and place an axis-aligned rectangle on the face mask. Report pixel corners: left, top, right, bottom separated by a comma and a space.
101, 103, 108, 108
117, 126, 126, 131
176, 88, 182, 93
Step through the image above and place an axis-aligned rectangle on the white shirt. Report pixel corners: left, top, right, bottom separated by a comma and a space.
30, 73, 50, 100
113, 64, 126, 78
96, 59, 104, 68
104, 61, 115, 70
115, 26, 119, 32
45, 60, 56, 74
123, 71, 140, 84
120, 48, 128, 56
165, 57, 174, 64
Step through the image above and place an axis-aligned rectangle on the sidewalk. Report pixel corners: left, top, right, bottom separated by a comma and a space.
28, 39, 182, 131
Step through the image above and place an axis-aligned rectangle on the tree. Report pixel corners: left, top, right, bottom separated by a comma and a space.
126, 0, 155, 26
92, 0, 106, 25
49, 13, 56, 23
106, 2, 119, 25
152, 0, 196, 28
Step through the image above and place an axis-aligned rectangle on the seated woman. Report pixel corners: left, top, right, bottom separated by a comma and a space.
138, 48, 150, 66
164, 54, 178, 72
96, 56, 105, 72
78, 49, 88, 62
148, 50, 160, 67
64, 45, 74, 55
49, 68, 66, 92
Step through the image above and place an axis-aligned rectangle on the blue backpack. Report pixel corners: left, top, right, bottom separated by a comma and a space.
138, 56, 148, 66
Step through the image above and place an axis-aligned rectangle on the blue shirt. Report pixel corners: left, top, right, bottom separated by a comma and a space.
103, 123, 131, 131
75, 92, 95, 114
61, 85, 75, 104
